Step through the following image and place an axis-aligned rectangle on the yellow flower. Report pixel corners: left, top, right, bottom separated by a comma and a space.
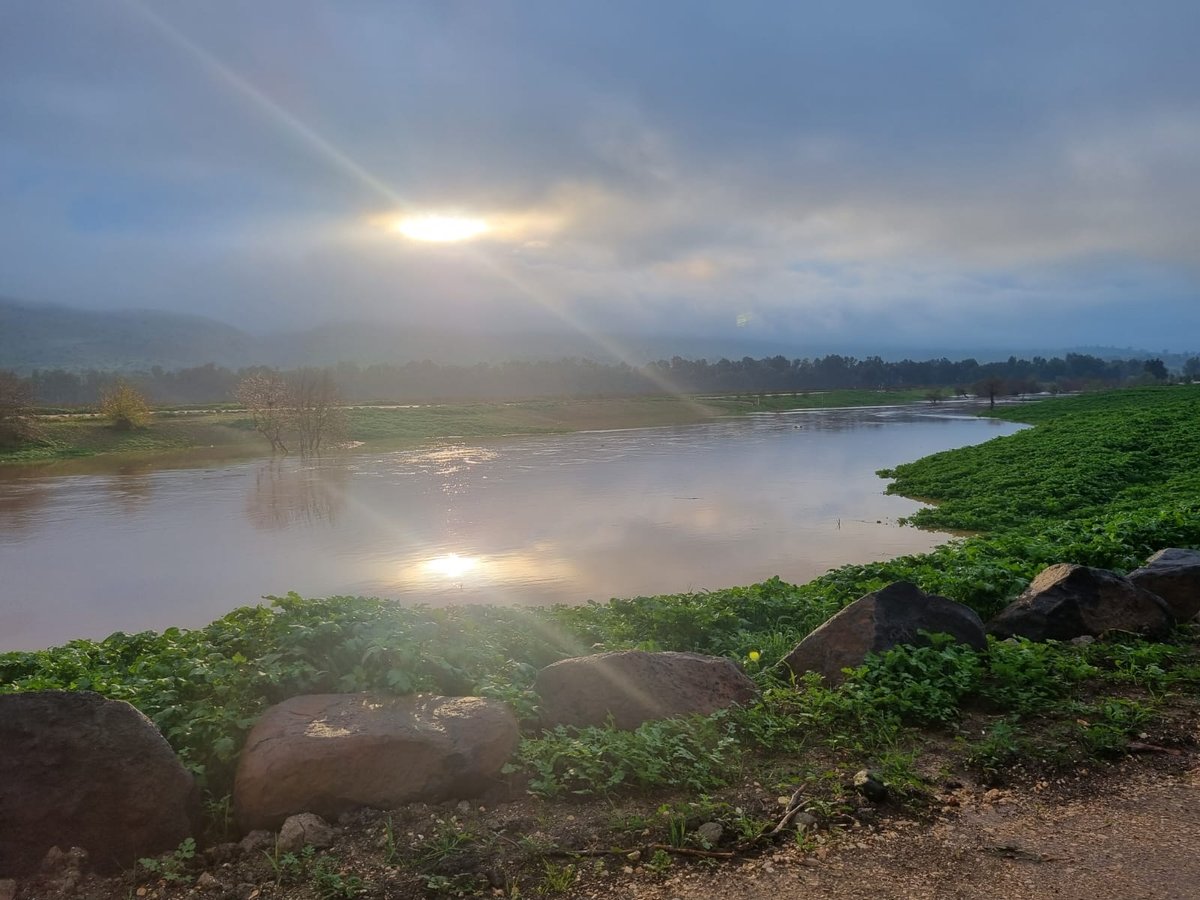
748, 650, 761, 662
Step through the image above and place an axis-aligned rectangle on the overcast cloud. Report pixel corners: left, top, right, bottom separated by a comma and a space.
1, 1, 1198, 351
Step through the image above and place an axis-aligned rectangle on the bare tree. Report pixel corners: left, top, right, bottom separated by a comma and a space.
0, 370, 37, 447
235, 372, 291, 454
972, 376, 1006, 410
288, 368, 346, 457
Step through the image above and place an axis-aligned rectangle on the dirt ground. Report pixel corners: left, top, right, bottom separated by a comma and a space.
594, 758, 1200, 900
9, 740, 1199, 899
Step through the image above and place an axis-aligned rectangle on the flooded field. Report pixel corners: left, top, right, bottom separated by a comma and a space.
0, 406, 1022, 650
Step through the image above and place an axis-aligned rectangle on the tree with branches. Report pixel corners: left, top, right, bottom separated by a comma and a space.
0, 370, 37, 448
235, 372, 291, 454
288, 368, 346, 457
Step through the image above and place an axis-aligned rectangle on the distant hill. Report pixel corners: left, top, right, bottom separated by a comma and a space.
0, 298, 256, 373
1, 297, 1195, 374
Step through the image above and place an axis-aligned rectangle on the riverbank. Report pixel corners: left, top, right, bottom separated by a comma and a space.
3, 384, 1200, 898
1, 389, 930, 465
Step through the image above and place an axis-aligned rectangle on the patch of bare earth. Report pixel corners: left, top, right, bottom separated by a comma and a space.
602, 757, 1200, 900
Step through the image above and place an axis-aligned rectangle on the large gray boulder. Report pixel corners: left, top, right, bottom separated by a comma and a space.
988, 563, 1175, 642
0, 691, 198, 876
1128, 549, 1200, 622
781, 581, 986, 684
233, 693, 518, 831
535, 650, 757, 730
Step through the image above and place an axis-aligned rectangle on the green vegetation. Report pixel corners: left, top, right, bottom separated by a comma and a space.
880, 385, 1200, 533
98, 380, 152, 430
0, 389, 930, 464
4, 384, 1200, 851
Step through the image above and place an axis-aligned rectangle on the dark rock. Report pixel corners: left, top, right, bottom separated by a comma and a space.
0, 691, 198, 876
0, 878, 15, 900
1128, 549, 1200, 621
277, 813, 333, 853
234, 694, 518, 831
534, 650, 757, 730
853, 769, 889, 803
988, 564, 1174, 642
781, 581, 986, 684
237, 830, 274, 854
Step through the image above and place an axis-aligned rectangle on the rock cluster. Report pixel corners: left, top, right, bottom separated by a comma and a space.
778, 549, 1197, 685
987, 563, 1175, 641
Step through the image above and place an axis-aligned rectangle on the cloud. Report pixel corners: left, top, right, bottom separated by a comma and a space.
1, 1, 1199, 350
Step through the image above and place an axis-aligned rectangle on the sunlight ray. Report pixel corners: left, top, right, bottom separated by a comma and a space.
120, 0, 703, 410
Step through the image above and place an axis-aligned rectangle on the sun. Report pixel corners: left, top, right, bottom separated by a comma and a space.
394, 214, 489, 242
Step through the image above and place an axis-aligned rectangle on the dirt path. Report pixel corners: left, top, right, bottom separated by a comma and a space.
573, 759, 1200, 900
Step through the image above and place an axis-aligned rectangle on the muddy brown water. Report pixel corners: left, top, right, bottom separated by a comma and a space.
0, 406, 1022, 651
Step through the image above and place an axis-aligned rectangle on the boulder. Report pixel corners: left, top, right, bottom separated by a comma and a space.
0, 691, 198, 876
988, 563, 1175, 642
233, 693, 518, 832
534, 650, 757, 730
781, 581, 986, 684
1128, 548, 1200, 621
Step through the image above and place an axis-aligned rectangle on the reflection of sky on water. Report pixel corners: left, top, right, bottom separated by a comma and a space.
0, 408, 1023, 649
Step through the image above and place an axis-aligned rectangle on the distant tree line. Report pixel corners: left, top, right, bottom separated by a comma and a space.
7, 352, 1197, 408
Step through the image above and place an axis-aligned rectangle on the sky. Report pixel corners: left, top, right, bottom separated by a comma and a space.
2, 1, 1199, 353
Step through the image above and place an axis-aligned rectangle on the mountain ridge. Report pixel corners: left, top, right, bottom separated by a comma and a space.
1, 297, 1193, 374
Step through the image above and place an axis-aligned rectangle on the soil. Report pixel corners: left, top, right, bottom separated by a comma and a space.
10, 744, 1199, 900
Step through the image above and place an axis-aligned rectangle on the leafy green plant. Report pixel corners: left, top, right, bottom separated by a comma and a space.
844, 634, 983, 726
138, 837, 196, 885
311, 854, 365, 899
966, 718, 1024, 777
645, 849, 673, 874
513, 712, 740, 798
980, 637, 1096, 715
264, 844, 313, 887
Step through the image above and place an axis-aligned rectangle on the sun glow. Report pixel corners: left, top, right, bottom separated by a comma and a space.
423, 553, 480, 579
394, 214, 489, 242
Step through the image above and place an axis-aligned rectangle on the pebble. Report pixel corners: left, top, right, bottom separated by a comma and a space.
196, 871, 222, 890
793, 812, 818, 830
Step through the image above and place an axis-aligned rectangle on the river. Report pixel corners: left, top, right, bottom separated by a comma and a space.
0, 405, 1022, 650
